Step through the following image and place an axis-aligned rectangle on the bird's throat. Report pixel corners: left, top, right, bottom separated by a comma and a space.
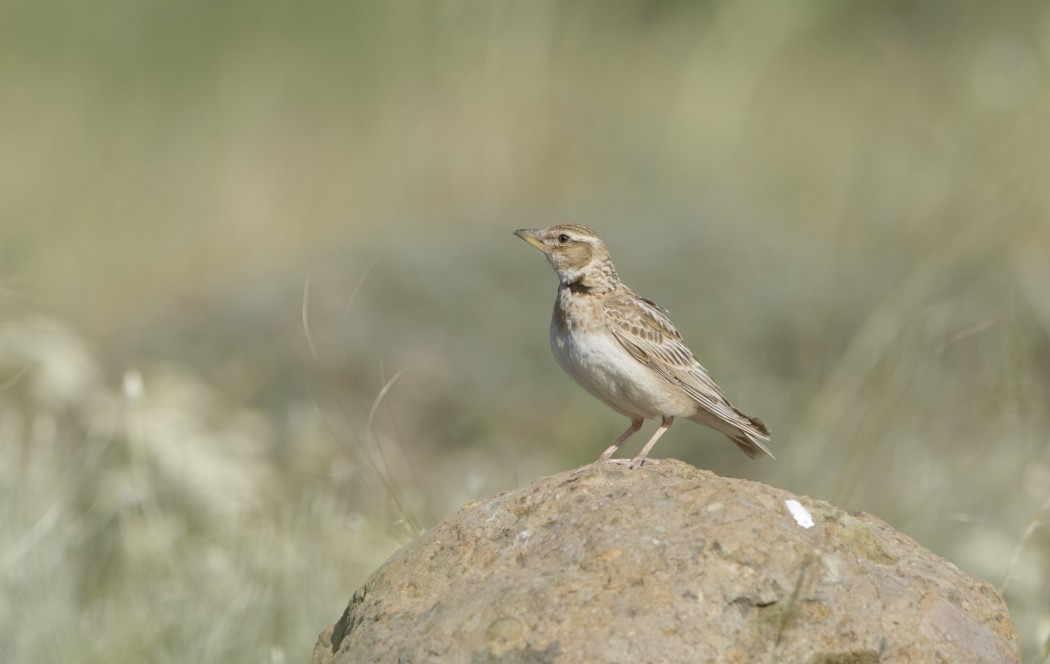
565, 278, 593, 295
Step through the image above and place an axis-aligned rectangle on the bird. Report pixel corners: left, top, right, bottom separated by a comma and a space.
513, 224, 773, 469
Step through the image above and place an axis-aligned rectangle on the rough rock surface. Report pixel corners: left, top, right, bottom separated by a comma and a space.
309, 460, 1018, 664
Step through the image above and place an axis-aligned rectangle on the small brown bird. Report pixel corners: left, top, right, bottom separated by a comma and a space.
514, 224, 773, 469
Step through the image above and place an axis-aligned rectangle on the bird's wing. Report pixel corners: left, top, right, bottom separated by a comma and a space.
602, 292, 769, 439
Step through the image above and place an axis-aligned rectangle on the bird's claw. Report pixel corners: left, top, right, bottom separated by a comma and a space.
627, 457, 660, 470
596, 457, 661, 469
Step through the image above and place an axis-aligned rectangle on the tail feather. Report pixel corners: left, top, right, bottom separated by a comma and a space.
730, 407, 773, 459
730, 432, 775, 460
745, 414, 770, 437
689, 408, 775, 460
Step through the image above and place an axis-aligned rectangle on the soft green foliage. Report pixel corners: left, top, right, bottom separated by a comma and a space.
2, 1, 1049, 661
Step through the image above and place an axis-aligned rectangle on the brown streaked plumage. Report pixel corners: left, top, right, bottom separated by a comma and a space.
513, 224, 773, 469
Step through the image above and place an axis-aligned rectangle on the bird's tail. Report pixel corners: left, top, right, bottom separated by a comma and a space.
690, 410, 774, 460
729, 430, 775, 460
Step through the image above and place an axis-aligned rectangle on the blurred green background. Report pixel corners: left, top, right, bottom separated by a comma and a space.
2, 1, 1049, 661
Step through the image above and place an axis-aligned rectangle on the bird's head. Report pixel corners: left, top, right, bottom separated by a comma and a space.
513, 224, 612, 284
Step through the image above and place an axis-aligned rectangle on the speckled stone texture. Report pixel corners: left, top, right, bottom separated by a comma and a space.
309, 461, 1018, 664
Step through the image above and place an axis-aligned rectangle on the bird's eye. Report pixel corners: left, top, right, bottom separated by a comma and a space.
557, 234, 570, 243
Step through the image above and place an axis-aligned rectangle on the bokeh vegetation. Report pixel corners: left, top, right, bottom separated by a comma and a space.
2, 1, 1049, 661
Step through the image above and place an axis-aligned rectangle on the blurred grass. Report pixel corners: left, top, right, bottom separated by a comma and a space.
2, 0, 1050, 661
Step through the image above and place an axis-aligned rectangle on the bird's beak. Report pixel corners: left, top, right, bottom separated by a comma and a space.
514, 228, 546, 251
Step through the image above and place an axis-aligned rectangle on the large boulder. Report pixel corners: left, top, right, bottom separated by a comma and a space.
309, 460, 1018, 663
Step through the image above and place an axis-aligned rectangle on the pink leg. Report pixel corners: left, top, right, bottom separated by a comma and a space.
597, 418, 644, 464
628, 416, 674, 470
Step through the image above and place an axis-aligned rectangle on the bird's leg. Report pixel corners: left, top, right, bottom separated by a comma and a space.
628, 416, 674, 469
597, 418, 644, 464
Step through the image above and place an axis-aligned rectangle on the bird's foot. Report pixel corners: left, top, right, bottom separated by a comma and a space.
627, 456, 660, 470
596, 456, 661, 469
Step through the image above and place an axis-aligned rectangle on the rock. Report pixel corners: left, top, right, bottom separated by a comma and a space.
309, 460, 1018, 663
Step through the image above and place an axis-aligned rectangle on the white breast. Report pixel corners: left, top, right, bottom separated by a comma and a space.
549, 319, 693, 420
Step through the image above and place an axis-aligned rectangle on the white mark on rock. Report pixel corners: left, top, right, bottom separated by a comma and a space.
785, 499, 815, 529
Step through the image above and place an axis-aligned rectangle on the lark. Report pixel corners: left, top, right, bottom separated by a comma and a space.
514, 224, 773, 469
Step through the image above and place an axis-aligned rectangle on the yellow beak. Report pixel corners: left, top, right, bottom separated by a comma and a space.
514, 228, 546, 251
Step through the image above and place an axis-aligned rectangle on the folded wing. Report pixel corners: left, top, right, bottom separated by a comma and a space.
602, 293, 771, 443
